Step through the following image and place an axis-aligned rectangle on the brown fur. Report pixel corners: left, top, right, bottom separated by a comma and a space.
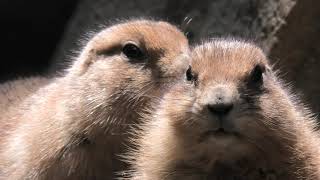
0, 20, 190, 179
127, 39, 320, 180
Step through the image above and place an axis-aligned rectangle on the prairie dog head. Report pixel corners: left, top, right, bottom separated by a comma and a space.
133, 39, 306, 179
167, 40, 296, 159
64, 20, 190, 125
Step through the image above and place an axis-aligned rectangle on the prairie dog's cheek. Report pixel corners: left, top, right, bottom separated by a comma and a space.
191, 89, 205, 114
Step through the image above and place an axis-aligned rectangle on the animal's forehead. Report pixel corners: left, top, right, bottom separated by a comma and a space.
191, 41, 267, 82
94, 21, 188, 53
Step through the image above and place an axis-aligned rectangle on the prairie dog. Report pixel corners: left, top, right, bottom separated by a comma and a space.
0, 19, 190, 179
127, 39, 320, 180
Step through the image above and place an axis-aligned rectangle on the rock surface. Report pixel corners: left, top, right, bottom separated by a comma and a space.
270, 0, 320, 115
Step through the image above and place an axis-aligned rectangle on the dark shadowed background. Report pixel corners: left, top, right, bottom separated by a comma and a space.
1, 0, 320, 115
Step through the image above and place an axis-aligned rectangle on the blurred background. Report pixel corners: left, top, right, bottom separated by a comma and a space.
1, 0, 319, 115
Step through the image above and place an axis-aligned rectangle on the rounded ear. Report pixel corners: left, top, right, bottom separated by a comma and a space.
68, 47, 97, 76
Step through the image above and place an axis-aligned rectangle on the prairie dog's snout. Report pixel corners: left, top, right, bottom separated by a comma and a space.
203, 84, 238, 117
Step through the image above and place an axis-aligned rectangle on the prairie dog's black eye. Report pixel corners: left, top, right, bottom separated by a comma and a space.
186, 65, 197, 84
250, 64, 265, 85
122, 43, 144, 60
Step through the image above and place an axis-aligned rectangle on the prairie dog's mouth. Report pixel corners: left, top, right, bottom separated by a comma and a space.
199, 128, 235, 141
205, 128, 229, 136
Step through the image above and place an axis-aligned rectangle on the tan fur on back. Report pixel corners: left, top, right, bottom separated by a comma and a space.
0, 19, 190, 179
0, 77, 50, 145
0, 77, 49, 114
126, 39, 320, 180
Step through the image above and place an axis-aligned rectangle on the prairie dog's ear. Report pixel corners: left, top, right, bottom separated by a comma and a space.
69, 46, 98, 76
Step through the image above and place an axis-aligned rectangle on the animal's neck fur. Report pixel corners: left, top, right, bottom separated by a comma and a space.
128, 96, 320, 180
0, 76, 152, 179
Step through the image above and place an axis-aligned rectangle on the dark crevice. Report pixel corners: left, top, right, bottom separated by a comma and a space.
0, 0, 79, 82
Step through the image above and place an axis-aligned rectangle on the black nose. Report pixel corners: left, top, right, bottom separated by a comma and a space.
207, 103, 233, 116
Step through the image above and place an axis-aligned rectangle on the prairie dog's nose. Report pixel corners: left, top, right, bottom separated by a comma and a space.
204, 85, 236, 117
207, 103, 233, 116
